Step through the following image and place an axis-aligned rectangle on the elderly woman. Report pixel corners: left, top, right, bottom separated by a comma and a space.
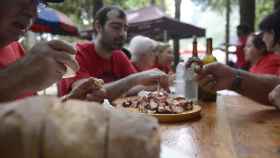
129, 35, 157, 72
245, 33, 280, 76
154, 43, 174, 74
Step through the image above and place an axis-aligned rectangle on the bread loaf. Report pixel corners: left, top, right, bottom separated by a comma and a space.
108, 109, 161, 158
0, 96, 57, 158
43, 99, 109, 158
0, 96, 161, 158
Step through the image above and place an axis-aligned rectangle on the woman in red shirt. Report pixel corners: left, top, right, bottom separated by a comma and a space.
245, 33, 280, 76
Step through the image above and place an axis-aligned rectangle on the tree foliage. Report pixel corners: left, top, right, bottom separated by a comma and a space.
49, 0, 164, 28
191, 0, 274, 29
256, 0, 273, 28
191, 0, 238, 13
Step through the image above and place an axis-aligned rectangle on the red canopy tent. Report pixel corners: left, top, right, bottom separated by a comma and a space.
127, 6, 206, 41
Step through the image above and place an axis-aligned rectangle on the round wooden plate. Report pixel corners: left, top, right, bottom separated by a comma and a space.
114, 97, 202, 123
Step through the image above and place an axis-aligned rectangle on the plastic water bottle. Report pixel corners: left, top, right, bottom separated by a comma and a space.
175, 62, 185, 96
184, 65, 198, 102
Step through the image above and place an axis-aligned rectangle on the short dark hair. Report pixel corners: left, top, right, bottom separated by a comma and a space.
121, 48, 131, 59
237, 24, 253, 37
250, 33, 267, 54
94, 6, 126, 27
259, 8, 280, 44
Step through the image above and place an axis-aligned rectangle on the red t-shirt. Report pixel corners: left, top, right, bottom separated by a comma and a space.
0, 42, 35, 100
249, 53, 280, 76
58, 42, 137, 96
131, 62, 154, 72
236, 36, 247, 68
153, 56, 173, 74
131, 62, 141, 72
154, 63, 172, 74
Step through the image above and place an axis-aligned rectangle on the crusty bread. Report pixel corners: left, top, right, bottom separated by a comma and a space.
0, 96, 161, 158
108, 109, 161, 158
0, 96, 57, 158
43, 99, 109, 158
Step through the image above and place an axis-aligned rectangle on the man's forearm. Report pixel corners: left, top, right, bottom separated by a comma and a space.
125, 85, 157, 97
0, 60, 28, 102
104, 74, 138, 101
238, 72, 280, 105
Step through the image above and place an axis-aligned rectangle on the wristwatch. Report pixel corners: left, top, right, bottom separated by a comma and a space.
230, 70, 242, 92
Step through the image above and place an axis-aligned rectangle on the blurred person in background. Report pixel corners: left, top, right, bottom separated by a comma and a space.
154, 43, 174, 74
245, 33, 280, 76
235, 24, 253, 70
129, 35, 157, 72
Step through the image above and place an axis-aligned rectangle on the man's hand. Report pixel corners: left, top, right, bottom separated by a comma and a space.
133, 69, 169, 91
62, 77, 106, 103
269, 84, 280, 109
21, 40, 79, 92
196, 63, 236, 92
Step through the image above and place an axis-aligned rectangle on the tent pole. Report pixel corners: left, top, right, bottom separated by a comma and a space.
225, 0, 231, 64
163, 30, 168, 42
173, 39, 180, 69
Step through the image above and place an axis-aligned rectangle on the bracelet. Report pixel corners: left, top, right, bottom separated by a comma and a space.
230, 70, 242, 92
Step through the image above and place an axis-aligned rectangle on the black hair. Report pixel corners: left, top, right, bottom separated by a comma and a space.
250, 33, 268, 54
259, 8, 280, 45
94, 6, 126, 27
237, 24, 253, 37
121, 48, 131, 59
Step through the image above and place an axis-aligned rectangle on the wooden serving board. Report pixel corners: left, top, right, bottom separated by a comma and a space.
113, 97, 201, 123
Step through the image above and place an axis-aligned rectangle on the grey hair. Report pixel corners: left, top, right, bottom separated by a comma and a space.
128, 35, 158, 60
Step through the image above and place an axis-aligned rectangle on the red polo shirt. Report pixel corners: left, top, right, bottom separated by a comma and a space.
58, 42, 137, 96
0, 42, 35, 100
249, 53, 280, 76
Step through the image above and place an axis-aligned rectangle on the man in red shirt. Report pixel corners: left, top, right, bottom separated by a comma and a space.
0, 0, 79, 102
59, 6, 169, 101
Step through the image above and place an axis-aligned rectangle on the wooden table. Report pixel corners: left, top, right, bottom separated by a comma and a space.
160, 93, 280, 158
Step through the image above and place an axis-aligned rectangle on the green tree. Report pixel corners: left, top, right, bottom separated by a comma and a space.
93, 0, 104, 18
50, 0, 165, 28
192, 0, 277, 30
191, 0, 238, 13
49, 0, 94, 26
192, 0, 255, 30
256, 0, 273, 28
275, 0, 280, 10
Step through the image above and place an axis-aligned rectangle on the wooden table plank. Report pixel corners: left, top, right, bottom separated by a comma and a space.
160, 94, 280, 158
220, 95, 280, 158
